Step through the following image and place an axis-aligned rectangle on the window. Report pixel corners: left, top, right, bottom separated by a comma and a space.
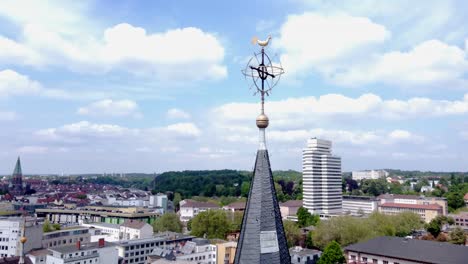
363, 257, 368, 262
351, 255, 356, 260
383, 261, 388, 264
373, 259, 377, 264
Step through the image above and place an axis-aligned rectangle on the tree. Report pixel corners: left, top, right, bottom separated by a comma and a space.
228, 211, 244, 232
317, 241, 345, 264
297, 207, 319, 227
305, 231, 314, 248
445, 191, 465, 211
43, 219, 53, 233
240, 182, 250, 197
449, 227, 466, 245
393, 212, 423, 237
153, 213, 183, 233
191, 210, 229, 239
426, 216, 454, 237
173, 193, 182, 210
283, 220, 301, 247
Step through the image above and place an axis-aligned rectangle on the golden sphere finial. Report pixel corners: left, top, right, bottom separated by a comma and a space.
20, 237, 27, 244
256, 114, 269, 128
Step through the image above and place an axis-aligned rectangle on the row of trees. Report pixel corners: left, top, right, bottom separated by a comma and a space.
311, 212, 423, 249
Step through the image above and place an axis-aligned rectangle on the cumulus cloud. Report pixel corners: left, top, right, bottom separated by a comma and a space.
276, 12, 390, 77
77, 99, 141, 118
213, 93, 468, 128
275, 11, 468, 87
335, 40, 468, 86
0, 23, 227, 81
266, 128, 421, 145
36, 121, 201, 145
36, 121, 136, 143
0, 70, 42, 97
166, 122, 201, 138
167, 108, 191, 119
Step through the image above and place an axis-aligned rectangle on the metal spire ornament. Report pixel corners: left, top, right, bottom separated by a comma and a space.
235, 36, 290, 264
242, 36, 284, 149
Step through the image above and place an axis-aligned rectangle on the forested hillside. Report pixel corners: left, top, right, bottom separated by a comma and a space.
152, 170, 251, 197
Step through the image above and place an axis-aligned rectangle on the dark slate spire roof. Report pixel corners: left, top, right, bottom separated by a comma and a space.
234, 150, 291, 264
13, 157, 22, 175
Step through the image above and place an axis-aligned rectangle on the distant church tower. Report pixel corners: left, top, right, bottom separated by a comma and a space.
234, 37, 290, 263
10, 157, 24, 196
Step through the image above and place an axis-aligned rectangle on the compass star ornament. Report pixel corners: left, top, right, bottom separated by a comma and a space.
242, 36, 284, 147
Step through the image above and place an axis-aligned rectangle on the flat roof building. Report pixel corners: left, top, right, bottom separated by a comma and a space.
345, 236, 468, 264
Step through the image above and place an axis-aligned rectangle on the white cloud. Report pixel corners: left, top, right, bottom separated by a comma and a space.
78, 99, 141, 118
0, 0, 91, 35
335, 40, 468, 86
0, 23, 227, 81
213, 93, 468, 128
275, 10, 468, 87
0, 70, 42, 97
166, 123, 201, 138
167, 108, 191, 119
276, 12, 390, 77
267, 128, 421, 145
36, 121, 136, 142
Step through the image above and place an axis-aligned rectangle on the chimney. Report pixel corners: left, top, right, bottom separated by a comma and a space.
98, 238, 105, 248
76, 241, 81, 250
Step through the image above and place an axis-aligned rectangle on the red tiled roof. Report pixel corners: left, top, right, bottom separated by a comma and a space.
380, 202, 442, 210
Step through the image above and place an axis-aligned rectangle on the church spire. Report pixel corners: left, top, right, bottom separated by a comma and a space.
13, 156, 22, 176
235, 37, 289, 264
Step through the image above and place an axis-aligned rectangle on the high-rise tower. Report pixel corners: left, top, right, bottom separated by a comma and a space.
234, 37, 290, 264
10, 157, 24, 196
302, 138, 342, 216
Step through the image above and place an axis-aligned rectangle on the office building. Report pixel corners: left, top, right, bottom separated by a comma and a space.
302, 138, 342, 216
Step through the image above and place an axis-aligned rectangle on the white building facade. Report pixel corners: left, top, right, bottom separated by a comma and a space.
342, 196, 378, 215
0, 217, 42, 257
352, 170, 389, 181
302, 138, 342, 216
46, 239, 118, 264
176, 241, 217, 264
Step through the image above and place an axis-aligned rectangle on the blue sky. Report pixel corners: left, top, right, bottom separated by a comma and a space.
0, 0, 467, 174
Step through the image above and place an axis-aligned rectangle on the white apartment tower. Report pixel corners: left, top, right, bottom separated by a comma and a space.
302, 138, 342, 216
